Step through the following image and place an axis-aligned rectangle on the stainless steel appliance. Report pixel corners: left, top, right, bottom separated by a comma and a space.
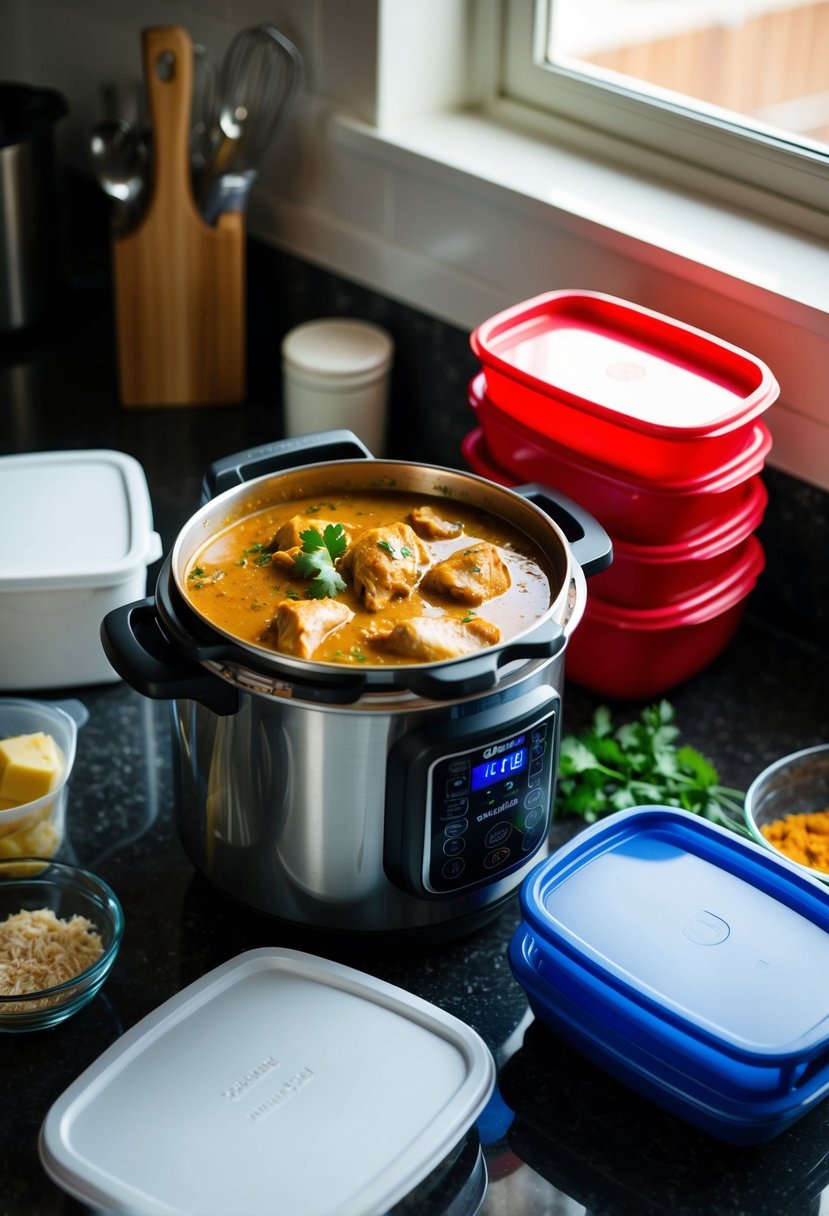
0, 83, 67, 332
102, 432, 612, 941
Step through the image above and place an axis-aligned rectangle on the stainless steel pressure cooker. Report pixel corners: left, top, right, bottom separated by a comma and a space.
102, 431, 612, 941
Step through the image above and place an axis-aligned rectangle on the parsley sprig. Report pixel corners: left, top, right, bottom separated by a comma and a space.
293, 525, 348, 599
556, 700, 748, 835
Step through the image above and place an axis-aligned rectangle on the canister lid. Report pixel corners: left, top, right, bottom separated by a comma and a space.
0, 449, 162, 590
518, 806, 829, 1059
282, 319, 394, 388
39, 947, 495, 1216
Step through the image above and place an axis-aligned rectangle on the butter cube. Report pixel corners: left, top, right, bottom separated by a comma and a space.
0, 732, 63, 804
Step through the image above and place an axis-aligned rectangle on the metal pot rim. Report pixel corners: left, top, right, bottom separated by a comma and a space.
167, 456, 583, 683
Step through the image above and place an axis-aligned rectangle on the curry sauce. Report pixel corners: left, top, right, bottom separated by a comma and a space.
183, 489, 552, 666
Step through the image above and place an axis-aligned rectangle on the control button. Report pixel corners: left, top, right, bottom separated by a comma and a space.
448, 758, 470, 775
528, 771, 542, 789
531, 742, 545, 760
524, 788, 543, 809
522, 829, 544, 853
484, 846, 511, 869
443, 836, 465, 857
443, 798, 468, 818
524, 806, 543, 828
532, 724, 548, 741
484, 821, 513, 849
446, 776, 469, 796
442, 857, 465, 882
529, 758, 543, 777
444, 818, 468, 838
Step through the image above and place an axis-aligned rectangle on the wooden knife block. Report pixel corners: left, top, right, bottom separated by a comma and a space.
113, 26, 245, 408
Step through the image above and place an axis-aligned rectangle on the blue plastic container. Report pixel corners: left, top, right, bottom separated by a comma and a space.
509, 806, 829, 1144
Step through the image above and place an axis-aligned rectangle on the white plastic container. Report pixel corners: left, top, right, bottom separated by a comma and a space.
0, 450, 162, 689
281, 318, 394, 455
0, 697, 86, 859
40, 947, 495, 1215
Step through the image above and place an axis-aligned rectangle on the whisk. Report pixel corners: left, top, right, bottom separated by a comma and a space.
200, 24, 302, 222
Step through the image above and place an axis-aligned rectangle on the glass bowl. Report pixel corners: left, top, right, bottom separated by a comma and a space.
744, 744, 829, 884
0, 858, 123, 1031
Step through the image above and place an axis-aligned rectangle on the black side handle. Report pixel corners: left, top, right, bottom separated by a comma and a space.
154, 559, 370, 705
399, 619, 566, 701
101, 601, 240, 716
515, 483, 613, 577
201, 430, 374, 501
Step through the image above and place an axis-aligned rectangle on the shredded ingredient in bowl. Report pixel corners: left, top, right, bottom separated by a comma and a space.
0, 907, 103, 1000
761, 809, 829, 874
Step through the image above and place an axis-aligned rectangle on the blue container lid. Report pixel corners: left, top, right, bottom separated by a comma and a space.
510, 807, 829, 1142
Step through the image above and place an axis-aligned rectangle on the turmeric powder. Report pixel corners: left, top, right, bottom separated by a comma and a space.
761, 808, 829, 874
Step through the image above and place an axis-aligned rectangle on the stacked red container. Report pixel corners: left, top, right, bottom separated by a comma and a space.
465, 290, 779, 700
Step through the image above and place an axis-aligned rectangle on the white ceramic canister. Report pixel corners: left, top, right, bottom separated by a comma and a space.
281, 318, 394, 455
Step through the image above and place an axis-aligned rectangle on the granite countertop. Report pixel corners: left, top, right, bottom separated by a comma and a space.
2, 279, 829, 1215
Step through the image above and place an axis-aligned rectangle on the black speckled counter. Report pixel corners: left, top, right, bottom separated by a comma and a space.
1, 236, 828, 1215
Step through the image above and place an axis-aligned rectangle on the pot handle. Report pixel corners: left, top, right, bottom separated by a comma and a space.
101, 600, 240, 716
399, 618, 566, 700
515, 483, 613, 577
201, 430, 374, 500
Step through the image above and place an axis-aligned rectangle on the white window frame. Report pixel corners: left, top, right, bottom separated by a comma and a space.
499, 0, 829, 238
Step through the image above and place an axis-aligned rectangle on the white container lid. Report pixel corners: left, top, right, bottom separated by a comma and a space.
39, 947, 496, 1216
282, 319, 394, 389
0, 449, 162, 591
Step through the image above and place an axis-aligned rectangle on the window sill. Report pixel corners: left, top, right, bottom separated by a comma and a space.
332, 103, 829, 322
252, 101, 829, 490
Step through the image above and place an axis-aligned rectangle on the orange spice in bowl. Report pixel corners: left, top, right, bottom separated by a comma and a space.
744, 744, 829, 885
760, 809, 829, 875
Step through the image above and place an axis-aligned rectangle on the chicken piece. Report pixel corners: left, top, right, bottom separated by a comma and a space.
267, 546, 301, 571
269, 598, 354, 659
408, 505, 462, 540
339, 523, 428, 611
370, 616, 501, 661
268, 515, 344, 552
421, 542, 510, 605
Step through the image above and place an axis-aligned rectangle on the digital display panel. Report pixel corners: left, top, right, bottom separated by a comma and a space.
471, 745, 528, 791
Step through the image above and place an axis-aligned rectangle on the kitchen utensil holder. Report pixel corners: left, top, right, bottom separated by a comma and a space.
113, 26, 245, 408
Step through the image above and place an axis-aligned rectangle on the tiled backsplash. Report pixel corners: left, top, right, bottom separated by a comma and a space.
249, 241, 829, 656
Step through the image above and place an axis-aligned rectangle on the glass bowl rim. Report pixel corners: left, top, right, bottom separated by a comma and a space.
0, 856, 124, 1006
744, 742, 829, 884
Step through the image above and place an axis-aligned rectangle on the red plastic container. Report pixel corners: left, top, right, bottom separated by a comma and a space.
589, 479, 768, 607
470, 291, 779, 482
462, 427, 767, 607
565, 537, 766, 700
467, 376, 772, 545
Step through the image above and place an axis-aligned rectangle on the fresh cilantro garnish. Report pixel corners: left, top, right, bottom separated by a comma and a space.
377, 540, 413, 559
293, 525, 348, 599
462, 609, 477, 623
555, 700, 748, 834
188, 566, 224, 589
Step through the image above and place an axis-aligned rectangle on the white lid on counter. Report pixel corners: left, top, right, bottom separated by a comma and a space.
282, 319, 394, 389
0, 449, 162, 590
39, 947, 496, 1216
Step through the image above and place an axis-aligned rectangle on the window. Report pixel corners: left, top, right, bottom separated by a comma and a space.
500, 0, 829, 233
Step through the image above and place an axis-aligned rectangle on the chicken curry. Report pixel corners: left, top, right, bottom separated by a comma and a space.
183, 489, 553, 666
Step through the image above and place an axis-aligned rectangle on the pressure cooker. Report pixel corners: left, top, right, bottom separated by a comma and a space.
102, 431, 612, 941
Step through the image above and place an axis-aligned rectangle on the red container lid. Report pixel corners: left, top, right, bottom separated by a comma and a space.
470, 291, 779, 440
586, 536, 765, 631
